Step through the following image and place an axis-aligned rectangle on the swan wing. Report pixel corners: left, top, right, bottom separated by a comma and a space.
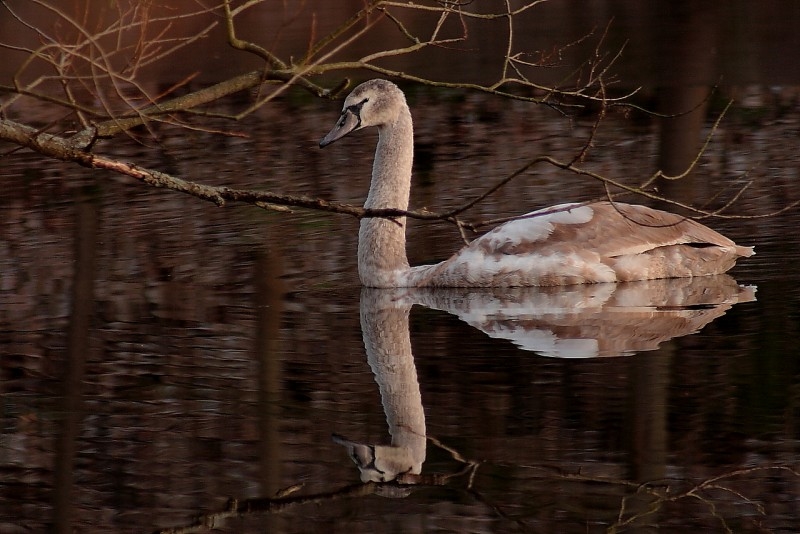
477, 201, 751, 258
405, 202, 753, 287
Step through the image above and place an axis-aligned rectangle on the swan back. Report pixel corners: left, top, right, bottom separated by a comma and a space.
403, 202, 754, 287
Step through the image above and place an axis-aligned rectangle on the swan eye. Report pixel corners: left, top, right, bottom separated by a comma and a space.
346, 98, 369, 116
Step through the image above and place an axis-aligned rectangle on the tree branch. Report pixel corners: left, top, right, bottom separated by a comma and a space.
0, 0, 772, 234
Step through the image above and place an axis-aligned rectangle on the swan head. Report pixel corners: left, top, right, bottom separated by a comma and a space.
319, 79, 405, 148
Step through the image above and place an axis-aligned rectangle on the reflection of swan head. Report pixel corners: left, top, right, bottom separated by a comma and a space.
333, 434, 421, 483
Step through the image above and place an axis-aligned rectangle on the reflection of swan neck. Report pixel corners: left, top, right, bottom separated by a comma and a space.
354, 289, 426, 481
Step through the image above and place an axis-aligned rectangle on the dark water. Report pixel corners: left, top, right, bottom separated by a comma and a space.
2, 89, 799, 532
2, 2, 800, 533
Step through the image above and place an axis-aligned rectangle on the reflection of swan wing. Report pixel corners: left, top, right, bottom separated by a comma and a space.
402, 276, 756, 358
336, 289, 427, 482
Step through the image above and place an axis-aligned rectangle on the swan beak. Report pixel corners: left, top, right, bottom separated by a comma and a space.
319, 109, 360, 148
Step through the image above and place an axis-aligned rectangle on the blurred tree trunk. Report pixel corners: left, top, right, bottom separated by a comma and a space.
655, 1, 719, 208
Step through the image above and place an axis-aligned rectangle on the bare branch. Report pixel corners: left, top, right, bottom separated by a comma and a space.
222, 0, 286, 69
0, 0, 772, 232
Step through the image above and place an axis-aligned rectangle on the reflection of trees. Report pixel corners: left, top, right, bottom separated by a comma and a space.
53, 186, 99, 534
156, 283, 797, 534
654, 1, 718, 205
254, 247, 286, 532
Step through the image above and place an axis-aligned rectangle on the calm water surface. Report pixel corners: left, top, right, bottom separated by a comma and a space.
1, 87, 799, 533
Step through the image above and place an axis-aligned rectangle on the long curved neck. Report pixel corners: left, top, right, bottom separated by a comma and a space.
358, 104, 414, 287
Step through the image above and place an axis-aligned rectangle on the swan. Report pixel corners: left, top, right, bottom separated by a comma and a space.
319, 79, 754, 288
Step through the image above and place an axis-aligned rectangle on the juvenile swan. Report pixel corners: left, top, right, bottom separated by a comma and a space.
319, 79, 754, 288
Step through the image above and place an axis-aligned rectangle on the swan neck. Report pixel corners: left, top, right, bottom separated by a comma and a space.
358, 103, 414, 287
365, 106, 414, 210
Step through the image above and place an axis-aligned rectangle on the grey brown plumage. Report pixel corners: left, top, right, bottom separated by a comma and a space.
320, 79, 753, 288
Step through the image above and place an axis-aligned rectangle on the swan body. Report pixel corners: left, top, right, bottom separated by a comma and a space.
320, 79, 754, 288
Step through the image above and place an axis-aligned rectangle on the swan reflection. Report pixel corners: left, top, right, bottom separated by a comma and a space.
335, 289, 426, 483
337, 276, 754, 481
402, 275, 755, 358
